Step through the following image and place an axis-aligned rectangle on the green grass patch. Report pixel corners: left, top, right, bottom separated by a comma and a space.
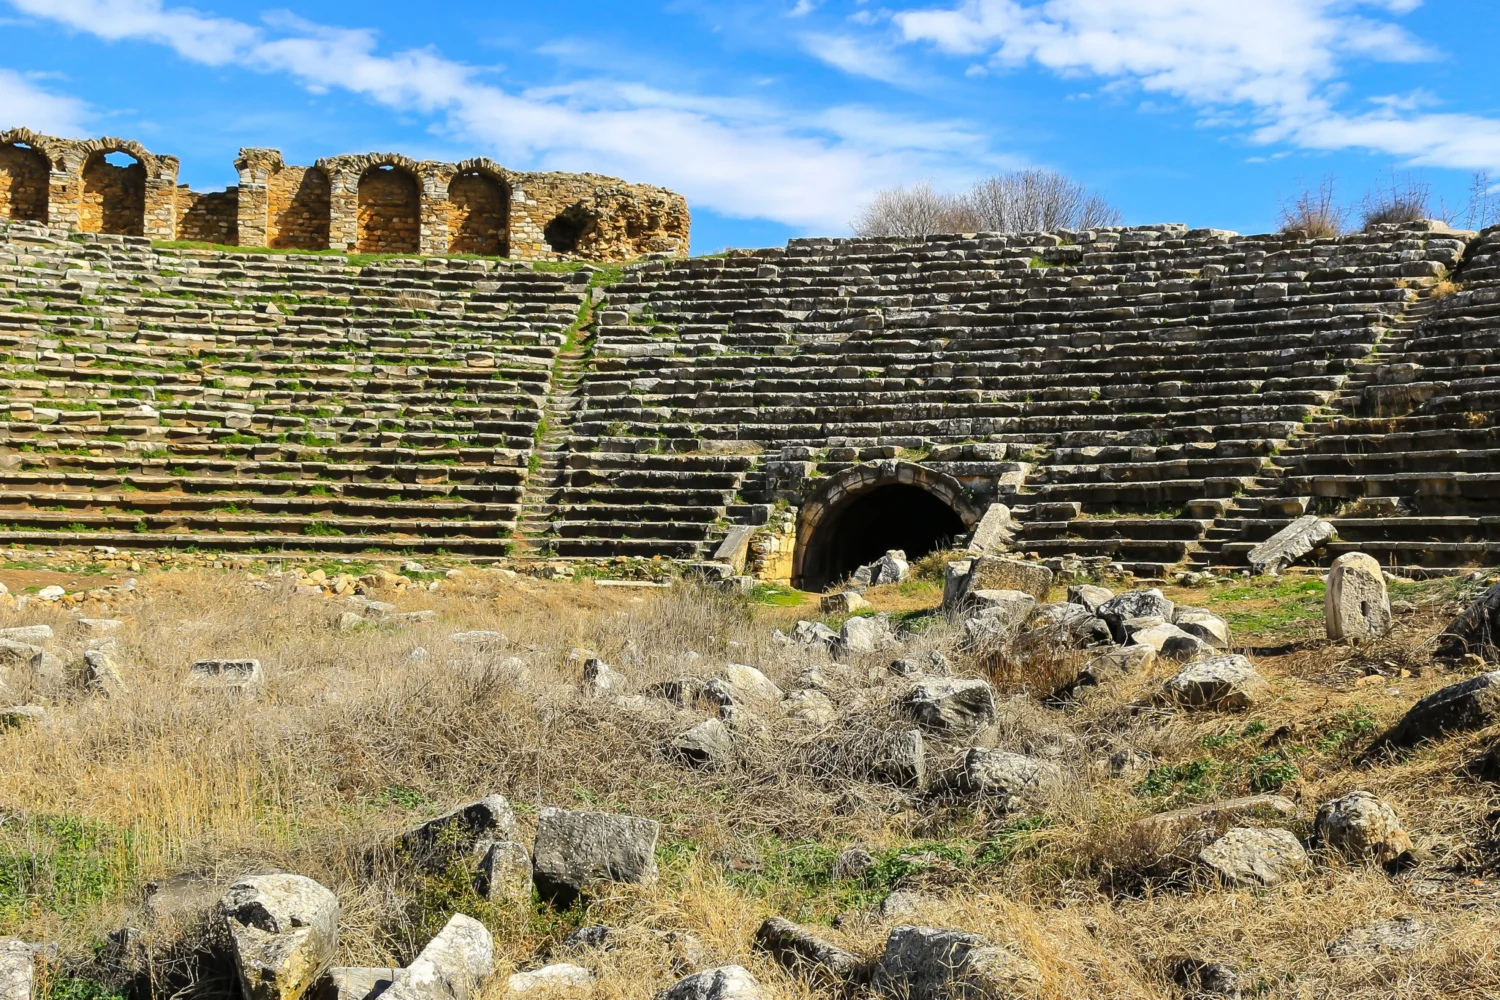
0, 814, 140, 928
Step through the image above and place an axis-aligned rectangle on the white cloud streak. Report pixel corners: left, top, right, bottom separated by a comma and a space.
892, 0, 1500, 172
0, 69, 88, 135
5, 0, 1003, 231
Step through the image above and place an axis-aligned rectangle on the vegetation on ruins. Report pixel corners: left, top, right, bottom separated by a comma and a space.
851, 170, 1122, 237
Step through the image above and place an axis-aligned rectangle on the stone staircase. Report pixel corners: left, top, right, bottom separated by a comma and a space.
513, 340, 588, 558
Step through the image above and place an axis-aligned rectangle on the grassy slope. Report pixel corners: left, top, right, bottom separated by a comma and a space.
2, 562, 1498, 999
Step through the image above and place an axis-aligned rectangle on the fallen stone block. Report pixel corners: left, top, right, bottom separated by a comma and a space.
965, 504, 1015, 556
505, 964, 594, 996
1162, 655, 1269, 711
219, 874, 340, 1000
1325, 553, 1391, 641
898, 679, 996, 735
820, 591, 871, 615
1198, 827, 1309, 887
670, 719, 733, 769
405, 914, 493, 1000
964, 558, 1052, 602
1376, 670, 1500, 748
1327, 916, 1434, 959
955, 748, 1061, 805
1313, 791, 1412, 863
753, 917, 861, 986
871, 925, 1040, 1000
400, 795, 518, 867
474, 841, 532, 902
187, 659, 263, 692
656, 966, 762, 1000
531, 807, 660, 905
1247, 515, 1334, 576
0, 938, 36, 1000
1434, 582, 1500, 661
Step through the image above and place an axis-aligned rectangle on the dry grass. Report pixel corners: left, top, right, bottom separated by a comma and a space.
4, 567, 1500, 998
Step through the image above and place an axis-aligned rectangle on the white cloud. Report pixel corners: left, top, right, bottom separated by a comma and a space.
0, 68, 88, 135
892, 0, 1500, 172
5, 0, 999, 231
799, 32, 911, 84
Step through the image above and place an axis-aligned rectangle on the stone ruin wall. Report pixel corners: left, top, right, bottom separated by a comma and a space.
0, 129, 689, 262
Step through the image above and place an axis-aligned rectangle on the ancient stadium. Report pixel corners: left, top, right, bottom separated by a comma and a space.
5, 129, 1500, 1000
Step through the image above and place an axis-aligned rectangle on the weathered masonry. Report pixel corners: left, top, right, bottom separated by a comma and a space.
0, 128, 689, 262
3, 216, 1500, 587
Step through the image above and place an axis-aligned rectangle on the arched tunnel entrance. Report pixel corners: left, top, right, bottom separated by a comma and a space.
792, 461, 982, 592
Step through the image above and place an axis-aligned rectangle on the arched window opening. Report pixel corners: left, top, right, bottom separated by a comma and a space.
544, 204, 594, 254
0, 143, 49, 223
448, 171, 509, 256
797, 483, 967, 592
357, 164, 420, 254
80, 149, 146, 236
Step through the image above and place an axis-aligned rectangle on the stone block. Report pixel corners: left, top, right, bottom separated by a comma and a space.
1325, 553, 1391, 641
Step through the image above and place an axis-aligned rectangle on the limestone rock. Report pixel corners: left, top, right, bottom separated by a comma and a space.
656, 967, 762, 1000
1327, 916, 1434, 959
83, 649, 124, 694
1080, 645, 1157, 685
753, 917, 860, 985
837, 615, 895, 656
966, 504, 1015, 556
531, 807, 660, 905
405, 914, 493, 1000
474, 842, 532, 902
956, 748, 1061, 804
898, 679, 996, 735
1162, 655, 1269, 711
1066, 584, 1114, 615
448, 631, 508, 647
942, 561, 973, 611
782, 689, 835, 726
1377, 670, 1500, 748
1024, 602, 1111, 647
671, 719, 733, 769
1325, 553, 1391, 641
791, 620, 839, 649
1434, 582, 1500, 660
0, 626, 51, 643
319, 967, 404, 1000
1313, 791, 1413, 862
1174, 610, 1233, 650
581, 658, 626, 697
505, 964, 594, 996
965, 558, 1052, 602
724, 663, 782, 704
874, 729, 927, 789
871, 926, 1040, 1000
187, 659, 263, 692
821, 591, 871, 615
0, 938, 35, 1000
967, 590, 1036, 629
1198, 827, 1309, 887
401, 795, 518, 866
833, 848, 875, 880
1127, 620, 1198, 655
1247, 515, 1334, 576
219, 874, 340, 1000
869, 550, 909, 586
1098, 590, 1174, 643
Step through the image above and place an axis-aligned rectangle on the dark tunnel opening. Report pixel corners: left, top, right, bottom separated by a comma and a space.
798, 483, 968, 592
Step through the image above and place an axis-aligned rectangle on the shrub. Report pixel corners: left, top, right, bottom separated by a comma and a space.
1360, 172, 1432, 229
1278, 177, 1347, 237
853, 170, 1120, 237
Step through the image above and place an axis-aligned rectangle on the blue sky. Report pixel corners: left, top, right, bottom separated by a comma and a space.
2, 1, 1499, 254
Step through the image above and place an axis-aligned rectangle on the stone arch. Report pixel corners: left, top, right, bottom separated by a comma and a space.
447, 162, 509, 256
793, 460, 982, 591
0, 140, 50, 223
269, 165, 331, 250
80, 146, 147, 236
357, 162, 420, 254
545, 203, 597, 254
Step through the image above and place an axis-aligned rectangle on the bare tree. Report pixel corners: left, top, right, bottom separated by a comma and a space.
850, 182, 968, 238
852, 170, 1120, 237
1360, 171, 1432, 229
1278, 176, 1347, 238
959, 169, 1122, 232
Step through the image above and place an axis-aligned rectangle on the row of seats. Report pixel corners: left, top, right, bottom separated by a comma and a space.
0, 221, 589, 554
